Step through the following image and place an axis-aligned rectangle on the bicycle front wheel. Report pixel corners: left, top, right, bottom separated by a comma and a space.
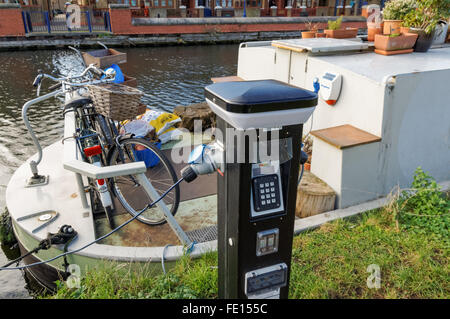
107, 138, 180, 225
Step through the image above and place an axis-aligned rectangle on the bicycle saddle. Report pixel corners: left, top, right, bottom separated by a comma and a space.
64, 96, 93, 109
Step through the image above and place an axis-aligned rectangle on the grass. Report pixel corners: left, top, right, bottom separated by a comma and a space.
47, 169, 449, 299
47, 208, 449, 299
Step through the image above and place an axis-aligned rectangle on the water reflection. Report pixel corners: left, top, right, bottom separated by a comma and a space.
0, 44, 238, 298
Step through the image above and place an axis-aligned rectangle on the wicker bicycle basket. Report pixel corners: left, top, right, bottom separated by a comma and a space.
87, 83, 145, 121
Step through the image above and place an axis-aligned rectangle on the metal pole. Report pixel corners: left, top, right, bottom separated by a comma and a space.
75, 173, 89, 209
86, 11, 92, 33
135, 173, 192, 246
44, 11, 51, 34
22, 89, 63, 178
21, 11, 28, 34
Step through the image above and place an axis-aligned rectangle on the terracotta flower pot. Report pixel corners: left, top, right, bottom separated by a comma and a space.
367, 22, 382, 41
316, 32, 326, 38
383, 20, 402, 35
401, 26, 410, 34
361, 6, 368, 18
324, 28, 358, 39
374, 33, 418, 55
302, 31, 317, 39
304, 163, 311, 171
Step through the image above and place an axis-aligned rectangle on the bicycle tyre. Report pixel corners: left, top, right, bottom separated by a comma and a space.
107, 138, 180, 226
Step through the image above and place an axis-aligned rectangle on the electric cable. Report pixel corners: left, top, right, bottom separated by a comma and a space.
161, 244, 172, 275
0, 177, 184, 271
297, 163, 305, 187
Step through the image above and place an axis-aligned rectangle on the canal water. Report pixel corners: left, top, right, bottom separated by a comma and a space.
0, 44, 238, 298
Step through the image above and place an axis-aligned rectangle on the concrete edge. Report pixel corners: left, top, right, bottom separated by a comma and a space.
0, 3, 21, 9
109, 4, 130, 9
132, 16, 367, 26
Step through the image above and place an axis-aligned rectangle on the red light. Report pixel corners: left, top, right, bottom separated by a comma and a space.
325, 100, 337, 106
84, 145, 102, 157
97, 179, 105, 186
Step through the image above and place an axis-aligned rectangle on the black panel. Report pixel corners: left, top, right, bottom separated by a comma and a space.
217, 117, 303, 299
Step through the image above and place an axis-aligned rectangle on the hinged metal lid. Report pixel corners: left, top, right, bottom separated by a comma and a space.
204, 80, 317, 114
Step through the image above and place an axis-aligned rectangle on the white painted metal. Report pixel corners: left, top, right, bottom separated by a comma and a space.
237, 42, 450, 208
206, 98, 315, 130
311, 137, 382, 208
237, 44, 276, 81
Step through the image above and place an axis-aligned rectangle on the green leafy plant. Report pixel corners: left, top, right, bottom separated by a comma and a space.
327, 16, 343, 30
394, 167, 450, 240
403, 0, 450, 34
0, 208, 16, 246
382, 0, 418, 20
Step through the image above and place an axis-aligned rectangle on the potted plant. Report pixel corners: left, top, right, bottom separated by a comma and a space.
382, 0, 417, 35
316, 32, 327, 38
374, 33, 419, 55
302, 20, 320, 39
403, 0, 450, 52
324, 16, 358, 39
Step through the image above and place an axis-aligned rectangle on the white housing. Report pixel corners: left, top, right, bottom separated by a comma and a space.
206, 98, 315, 130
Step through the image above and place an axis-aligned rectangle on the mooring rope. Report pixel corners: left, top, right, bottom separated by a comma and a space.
0, 177, 185, 272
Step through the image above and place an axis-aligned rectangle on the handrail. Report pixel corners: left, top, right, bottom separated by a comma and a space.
62, 110, 146, 179
22, 89, 63, 178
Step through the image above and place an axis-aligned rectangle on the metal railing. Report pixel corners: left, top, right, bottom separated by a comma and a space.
22, 10, 111, 34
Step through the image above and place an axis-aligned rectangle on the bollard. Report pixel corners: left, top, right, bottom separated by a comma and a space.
180, 5, 186, 18
215, 5, 222, 17
198, 5, 204, 18
270, 6, 277, 17
286, 5, 292, 17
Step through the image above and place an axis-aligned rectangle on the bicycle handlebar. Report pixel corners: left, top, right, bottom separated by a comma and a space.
32, 64, 116, 96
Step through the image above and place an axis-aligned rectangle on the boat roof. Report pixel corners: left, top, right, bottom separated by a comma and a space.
308, 47, 450, 83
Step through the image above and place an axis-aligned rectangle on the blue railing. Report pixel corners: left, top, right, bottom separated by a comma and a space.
23, 10, 110, 35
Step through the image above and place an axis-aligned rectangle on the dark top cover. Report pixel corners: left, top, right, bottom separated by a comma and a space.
204, 79, 317, 114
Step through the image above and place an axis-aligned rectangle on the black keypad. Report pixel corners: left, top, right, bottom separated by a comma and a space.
252, 174, 281, 212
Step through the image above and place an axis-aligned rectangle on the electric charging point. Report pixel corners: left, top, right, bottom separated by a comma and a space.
182, 80, 317, 299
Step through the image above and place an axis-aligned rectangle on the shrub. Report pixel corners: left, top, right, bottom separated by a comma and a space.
403, 0, 450, 33
382, 0, 418, 20
395, 167, 449, 241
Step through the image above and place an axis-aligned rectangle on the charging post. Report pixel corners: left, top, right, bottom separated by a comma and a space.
182, 80, 317, 299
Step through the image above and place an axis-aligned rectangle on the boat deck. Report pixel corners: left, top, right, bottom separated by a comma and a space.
6, 132, 218, 268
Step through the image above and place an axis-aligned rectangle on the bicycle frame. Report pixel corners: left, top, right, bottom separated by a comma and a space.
22, 66, 193, 246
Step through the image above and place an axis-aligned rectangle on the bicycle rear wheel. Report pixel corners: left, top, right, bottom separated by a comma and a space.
107, 138, 180, 225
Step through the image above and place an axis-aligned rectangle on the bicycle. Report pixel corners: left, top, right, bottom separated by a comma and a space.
33, 63, 180, 228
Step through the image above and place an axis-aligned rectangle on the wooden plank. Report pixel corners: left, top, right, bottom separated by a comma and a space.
271, 42, 308, 53
310, 124, 381, 150
211, 76, 244, 83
